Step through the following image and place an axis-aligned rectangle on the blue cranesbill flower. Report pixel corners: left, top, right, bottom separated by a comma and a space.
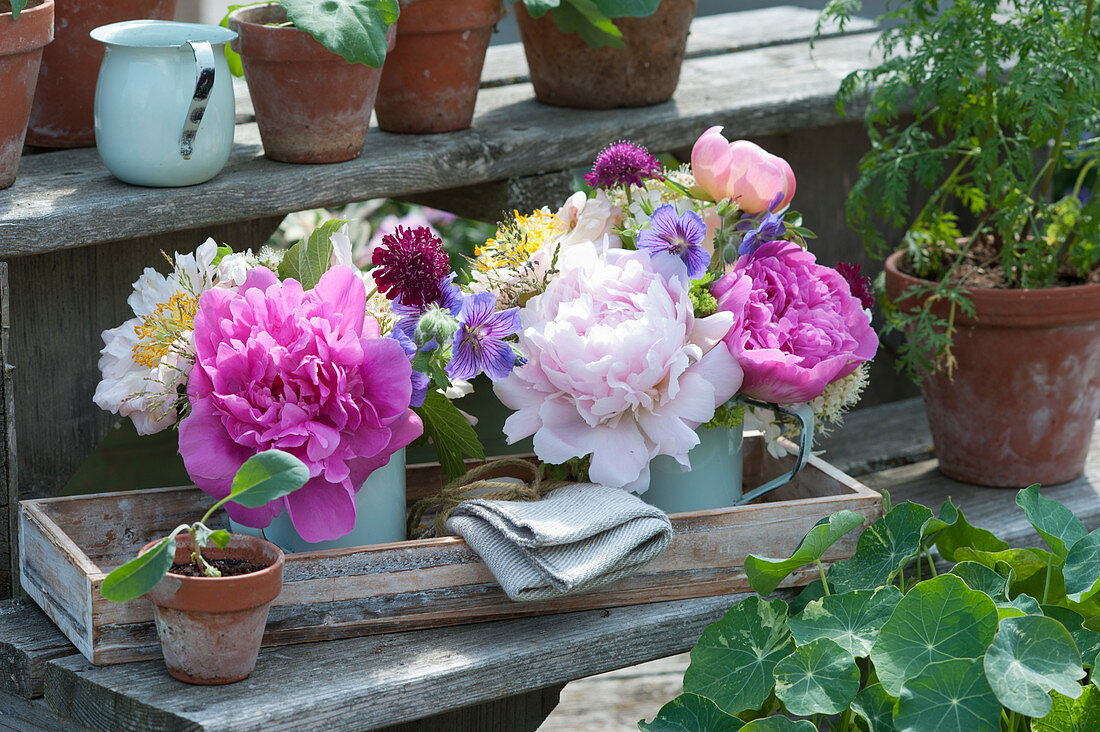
636, 204, 710, 278
446, 292, 522, 382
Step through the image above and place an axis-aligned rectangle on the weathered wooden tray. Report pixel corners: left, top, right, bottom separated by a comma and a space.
20, 434, 881, 665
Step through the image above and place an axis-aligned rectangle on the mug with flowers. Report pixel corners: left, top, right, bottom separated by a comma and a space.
94, 219, 519, 550
470, 128, 880, 512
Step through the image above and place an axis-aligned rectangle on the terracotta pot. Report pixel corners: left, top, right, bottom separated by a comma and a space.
885, 250, 1100, 487
513, 0, 696, 109
375, 0, 504, 134
143, 533, 284, 685
0, 0, 53, 189
26, 0, 177, 148
229, 4, 395, 164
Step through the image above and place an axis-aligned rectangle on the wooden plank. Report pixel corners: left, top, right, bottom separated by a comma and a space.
817, 397, 933, 477
44, 588, 792, 732
0, 693, 93, 732
0, 263, 12, 600
0, 598, 79, 700
0, 31, 881, 256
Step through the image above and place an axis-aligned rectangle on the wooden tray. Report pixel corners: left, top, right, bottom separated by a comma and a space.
19, 435, 881, 665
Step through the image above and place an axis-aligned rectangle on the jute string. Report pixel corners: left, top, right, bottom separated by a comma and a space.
407, 458, 572, 538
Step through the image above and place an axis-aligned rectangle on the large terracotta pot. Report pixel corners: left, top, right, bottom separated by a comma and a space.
513, 0, 696, 109
229, 4, 395, 164
26, 0, 177, 148
0, 0, 53, 189
375, 0, 504, 134
143, 533, 284, 685
885, 250, 1100, 487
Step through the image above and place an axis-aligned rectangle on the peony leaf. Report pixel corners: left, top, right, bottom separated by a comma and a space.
1032, 684, 1100, 732
773, 638, 859, 716
415, 390, 485, 481
1016, 485, 1088, 560
984, 615, 1084, 718
1064, 529, 1100, 603
100, 534, 177, 603
745, 510, 865, 595
850, 683, 898, 732
894, 658, 1001, 732
229, 449, 311, 508
828, 502, 932, 593
787, 586, 902, 657
280, 0, 398, 67
277, 219, 348, 290
638, 693, 744, 731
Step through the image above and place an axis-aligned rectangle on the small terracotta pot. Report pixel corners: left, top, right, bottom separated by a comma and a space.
0, 0, 54, 189
229, 4, 395, 164
26, 0, 178, 148
375, 0, 504, 134
885, 250, 1100, 487
142, 533, 284, 685
513, 0, 696, 109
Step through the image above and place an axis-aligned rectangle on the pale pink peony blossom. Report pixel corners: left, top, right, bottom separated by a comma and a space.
495, 243, 743, 492
691, 126, 796, 214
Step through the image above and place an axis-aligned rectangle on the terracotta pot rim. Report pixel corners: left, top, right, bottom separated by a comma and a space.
0, 0, 54, 56
398, 0, 506, 33
230, 4, 342, 63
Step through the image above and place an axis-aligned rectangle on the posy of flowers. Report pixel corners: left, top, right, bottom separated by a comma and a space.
473, 128, 879, 492
95, 221, 521, 542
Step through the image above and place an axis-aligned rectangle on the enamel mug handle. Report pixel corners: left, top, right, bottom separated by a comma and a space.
736, 399, 815, 505
179, 40, 216, 160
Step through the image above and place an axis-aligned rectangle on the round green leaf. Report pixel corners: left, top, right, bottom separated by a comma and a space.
745, 510, 866, 596
894, 658, 1001, 732
1064, 529, 1100, 603
280, 0, 399, 68
851, 683, 898, 732
100, 535, 176, 603
773, 638, 859, 716
1033, 684, 1100, 732
639, 693, 744, 731
949, 561, 1010, 601
1016, 485, 1088, 560
1043, 605, 1100, 669
828, 502, 933, 593
870, 574, 999, 696
229, 449, 311, 508
932, 501, 1008, 562
787, 586, 902, 657
683, 596, 793, 716
983, 615, 1084, 718
740, 717, 815, 732
995, 593, 1042, 621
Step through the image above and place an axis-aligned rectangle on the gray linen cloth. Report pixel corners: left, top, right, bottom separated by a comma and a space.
445, 483, 673, 602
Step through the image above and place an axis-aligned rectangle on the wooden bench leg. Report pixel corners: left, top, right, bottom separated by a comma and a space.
374, 684, 566, 732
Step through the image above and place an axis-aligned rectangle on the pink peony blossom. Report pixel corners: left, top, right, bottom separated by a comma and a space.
179, 265, 422, 542
711, 240, 878, 403
691, 126, 796, 214
495, 243, 743, 493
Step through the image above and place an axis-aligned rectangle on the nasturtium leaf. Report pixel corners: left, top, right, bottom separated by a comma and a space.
549, 0, 624, 48
1064, 529, 1100, 603
638, 693, 744, 731
932, 500, 1008, 562
415, 389, 486, 480
870, 574, 998, 696
100, 534, 177, 603
851, 683, 898, 732
983, 614, 1084, 717
683, 596, 793, 716
1043, 606, 1100, 669
894, 658, 1001, 732
522, 0, 561, 17
739, 717, 815, 732
996, 593, 1042, 621
229, 450, 311, 508
592, 0, 662, 18
1033, 684, 1100, 732
788, 579, 829, 616
745, 510, 866, 595
787, 586, 902, 657
773, 638, 859, 716
954, 546, 1062, 602
1016, 485, 1088, 560
828, 503, 933, 593
280, 0, 399, 67
276, 218, 349, 289
949, 561, 1011, 601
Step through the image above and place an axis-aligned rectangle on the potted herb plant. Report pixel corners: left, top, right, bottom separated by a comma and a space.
513, 0, 696, 108
101, 449, 310, 685
373, 0, 505, 134
226, 0, 399, 163
0, 0, 53, 188
646, 486, 1100, 730
821, 0, 1100, 487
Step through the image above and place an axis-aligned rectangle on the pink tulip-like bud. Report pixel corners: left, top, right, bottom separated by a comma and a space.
690, 126, 796, 214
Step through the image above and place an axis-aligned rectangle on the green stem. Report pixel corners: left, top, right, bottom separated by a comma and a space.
1043, 551, 1054, 605
817, 560, 831, 596
838, 707, 853, 731
186, 526, 222, 578
906, 151, 976, 236
926, 549, 938, 578
898, 563, 905, 592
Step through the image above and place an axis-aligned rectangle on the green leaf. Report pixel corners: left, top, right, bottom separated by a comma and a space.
1016, 485, 1088, 560
277, 219, 348, 290
591, 0, 661, 17
788, 579, 829, 616
100, 535, 177, 603
997, 593, 1042, 620
191, 522, 232, 550
683, 596, 793, 716
745, 510, 866, 595
954, 546, 1061, 602
414, 390, 485, 481
949, 561, 1011, 601
1033, 684, 1100, 732
870, 574, 999, 696
208, 529, 232, 549
522, 0, 561, 17
229, 449, 311, 508
739, 718, 815, 732
933, 501, 1008, 562
550, 0, 624, 48
894, 658, 1001, 732
828, 503, 933, 593
851, 683, 898, 732
1043, 605, 1100, 668
787, 586, 902, 657
280, 0, 399, 67
638, 693, 744, 731
1064, 529, 1100, 603
773, 638, 859, 716
9, 0, 27, 19
983, 615, 1084, 718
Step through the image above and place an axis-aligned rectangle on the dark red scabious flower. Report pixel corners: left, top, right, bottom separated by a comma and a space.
836, 262, 875, 310
584, 140, 664, 190
371, 226, 451, 310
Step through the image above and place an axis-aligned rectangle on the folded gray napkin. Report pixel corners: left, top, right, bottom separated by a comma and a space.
445, 483, 673, 602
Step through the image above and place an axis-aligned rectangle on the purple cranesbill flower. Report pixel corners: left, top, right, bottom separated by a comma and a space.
636, 204, 710, 278
446, 292, 521, 382
583, 140, 663, 190
835, 262, 875, 311
392, 274, 465, 342
371, 226, 451, 310
387, 326, 431, 408
735, 191, 787, 257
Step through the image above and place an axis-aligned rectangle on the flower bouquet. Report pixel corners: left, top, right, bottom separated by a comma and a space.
470, 129, 880, 512
94, 220, 520, 549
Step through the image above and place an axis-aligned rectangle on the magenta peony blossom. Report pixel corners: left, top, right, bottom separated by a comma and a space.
179, 265, 423, 542
711, 240, 878, 403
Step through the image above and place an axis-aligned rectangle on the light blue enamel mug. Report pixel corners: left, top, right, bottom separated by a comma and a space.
90, 21, 237, 187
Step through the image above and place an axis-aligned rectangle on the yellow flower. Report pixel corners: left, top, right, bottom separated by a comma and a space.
475, 209, 566, 272
131, 291, 198, 368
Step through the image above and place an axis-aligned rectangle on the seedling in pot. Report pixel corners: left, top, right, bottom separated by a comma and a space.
100, 449, 309, 602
